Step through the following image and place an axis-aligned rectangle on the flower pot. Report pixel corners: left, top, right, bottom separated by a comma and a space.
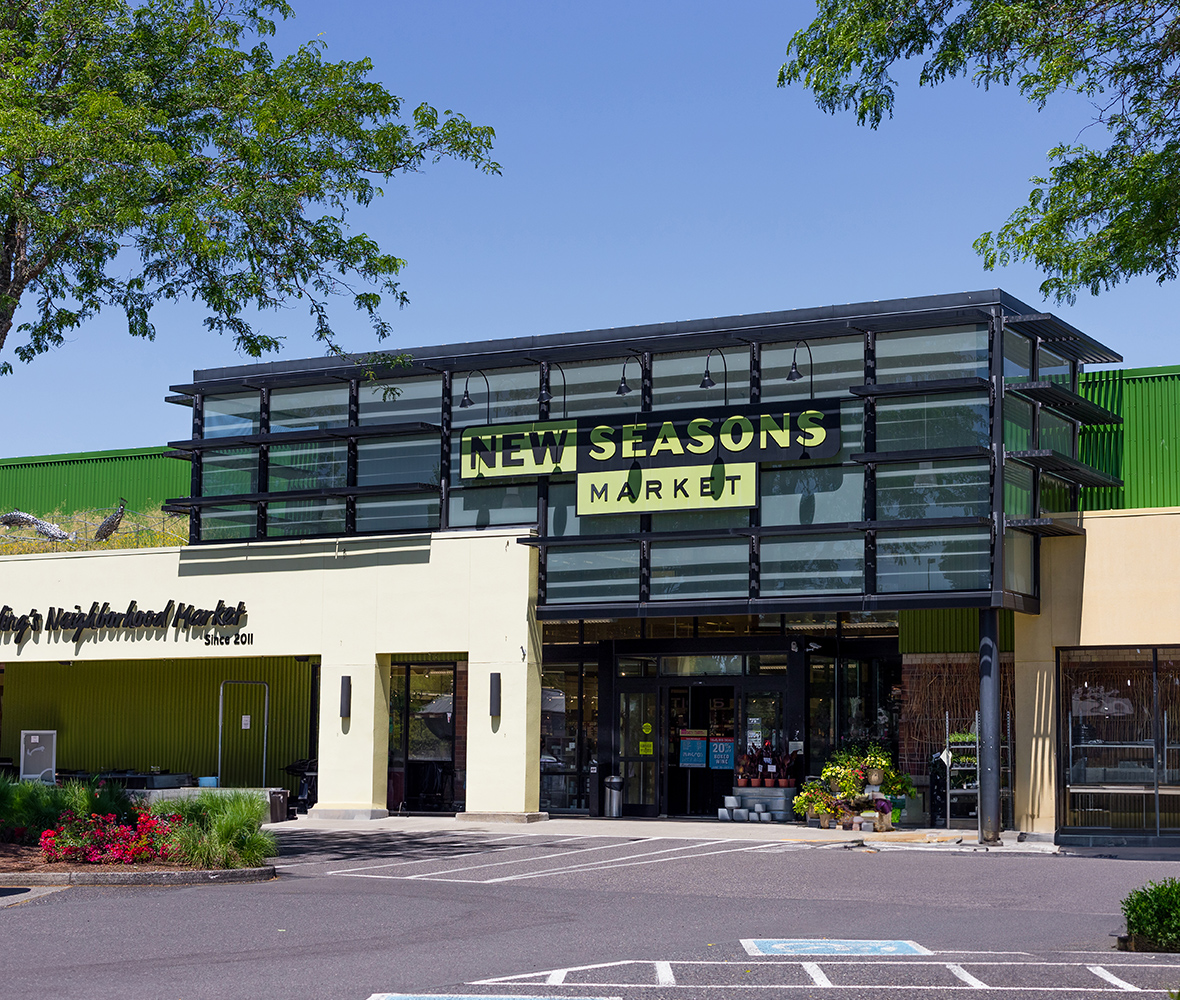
750, 778, 763, 787
866, 767, 885, 787
828, 777, 841, 793
736, 778, 750, 787
776, 778, 788, 788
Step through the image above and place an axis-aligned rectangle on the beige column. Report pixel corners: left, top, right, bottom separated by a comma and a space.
310, 657, 391, 820
459, 541, 544, 821
1013, 533, 1084, 834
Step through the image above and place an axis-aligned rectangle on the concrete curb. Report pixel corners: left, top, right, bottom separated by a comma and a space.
0, 865, 275, 887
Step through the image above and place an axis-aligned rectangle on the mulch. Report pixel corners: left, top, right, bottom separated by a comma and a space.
0, 842, 196, 874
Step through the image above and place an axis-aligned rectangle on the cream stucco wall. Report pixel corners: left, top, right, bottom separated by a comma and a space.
1015, 507, 1180, 833
0, 528, 540, 819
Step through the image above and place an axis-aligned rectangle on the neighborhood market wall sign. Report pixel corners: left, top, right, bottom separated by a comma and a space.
0, 599, 247, 644
459, 402, 840, 514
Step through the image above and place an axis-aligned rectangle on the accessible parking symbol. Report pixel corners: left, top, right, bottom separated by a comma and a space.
742, 938, 933, 956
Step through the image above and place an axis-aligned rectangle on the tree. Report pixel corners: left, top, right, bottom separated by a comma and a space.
0, 0, 499, 374
780, 2, 1180, 303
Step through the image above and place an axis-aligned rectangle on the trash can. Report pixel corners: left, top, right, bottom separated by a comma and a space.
268, 788, 289, 824
604, 775, 623, 818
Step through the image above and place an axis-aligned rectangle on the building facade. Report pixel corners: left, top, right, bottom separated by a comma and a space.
2, 289, 1177, 844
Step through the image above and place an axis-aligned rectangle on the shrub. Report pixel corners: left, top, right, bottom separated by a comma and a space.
151, 790, 275, 869
40, 809, 177, 865
0, 776, 135, 844
1123, 878, 1180, 950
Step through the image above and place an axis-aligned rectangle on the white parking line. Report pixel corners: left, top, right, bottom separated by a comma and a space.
330, 843, 537, 875
947, 963, 989, 988
801, 962, 833, 987
401, 838, 661, 879
654, 962, 676, 986
1089, 966, 1144, 992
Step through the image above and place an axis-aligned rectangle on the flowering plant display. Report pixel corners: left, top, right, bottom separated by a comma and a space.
40, 808, 178, 865
791, 780, 836, 817
821, 743, 915, 799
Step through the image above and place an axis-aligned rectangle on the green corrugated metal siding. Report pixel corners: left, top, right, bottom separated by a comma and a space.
1081, 367, 1180, 511
0, 447, 189, 517
0, 657, 311, 793
898, 609, 1014, 654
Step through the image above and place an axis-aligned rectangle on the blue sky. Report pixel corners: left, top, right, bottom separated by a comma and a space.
5, 1, 1178, 456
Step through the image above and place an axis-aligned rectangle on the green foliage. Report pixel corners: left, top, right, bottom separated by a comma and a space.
820, 742, 915, 799
151, 790, 275, 868
0, 0, 499, 373
780, 2, 1180, 302
0, 775, 135, 843
1122, 878, 1180, 950
792, 779, 837, 816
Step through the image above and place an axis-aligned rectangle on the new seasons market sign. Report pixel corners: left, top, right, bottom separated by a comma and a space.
459, 402, 840, 514
0, 599, 247, 643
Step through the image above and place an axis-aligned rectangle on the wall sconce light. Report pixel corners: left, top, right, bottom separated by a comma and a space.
537, 361, 568, 418
698, 347, 729, 406
340, 675, 352, 718
458, 369, 492, 423
490, 672, 502, 717
786, 340, 815, 397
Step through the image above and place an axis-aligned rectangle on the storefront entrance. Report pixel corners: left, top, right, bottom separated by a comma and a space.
614, 652, 804, 817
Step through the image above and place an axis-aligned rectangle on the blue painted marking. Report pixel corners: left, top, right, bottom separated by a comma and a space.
742, 938, 932, 957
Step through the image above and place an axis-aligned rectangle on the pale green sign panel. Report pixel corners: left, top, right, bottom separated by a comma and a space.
576, 462, 757, 515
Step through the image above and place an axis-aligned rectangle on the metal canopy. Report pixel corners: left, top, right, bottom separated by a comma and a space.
1006, 449, 1123, 488
171, 289, 1122, 394
1008, 380, 1121, 425
1005, 515, 1086, 537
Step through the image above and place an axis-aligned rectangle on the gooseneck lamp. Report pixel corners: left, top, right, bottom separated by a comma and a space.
458, 369, 492, 424
698, 347, 729, 407
786, 340, 815, 398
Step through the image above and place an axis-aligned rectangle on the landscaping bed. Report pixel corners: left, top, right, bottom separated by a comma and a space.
0, 777, 276, 875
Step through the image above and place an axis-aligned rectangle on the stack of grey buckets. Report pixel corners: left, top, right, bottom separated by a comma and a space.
718, 792, 792, 822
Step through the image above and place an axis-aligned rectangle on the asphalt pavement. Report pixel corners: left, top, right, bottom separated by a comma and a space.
2, 816, 1178, 1000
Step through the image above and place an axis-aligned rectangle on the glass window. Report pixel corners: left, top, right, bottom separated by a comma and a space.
1038, 347, 1072, 387
1061, 650, 1154, 830
876, 527, 991, 592
547, 358, 645, 419
203, 393, 259, 439
201, 447, 258, 497
743, 691, 784, 760
1003, 330, 1032, 383
650, 540, 749, 600
448, 484, 537, 528
878, 460, 990, 520
199, 504, 255, 541
1004, 462, 1033, 518
761, 335, 863, 400
876, 392, 990, 452
547, 480, 640, 537
651, 349, 750, 409
1004, 529, 1035, 595
809, 656, 835, 773
1004, 395, 1034, 451
760, 534, 864, 594
649, 508, 749, 532
359, 376, 442, 426
357, 436, 440, 488
269, 385, 347, 433
266, 498, 345, 537
409, 666, 455, 761
547, 544, 639, 603
540, 667, 580, 811
1040, 409, 1077, 457
876, 325, 989, 384
617, 656, 656, 677
1041, 473, 1073, 514
451, 367, 538, 427
661, 655, 742, 676
761, 466, 864, 525
748, 654, 790, 675
355, 495, 439, 533
268, 441, 346, 492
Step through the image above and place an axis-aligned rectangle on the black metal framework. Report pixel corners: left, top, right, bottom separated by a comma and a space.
165, 290, 1119, 618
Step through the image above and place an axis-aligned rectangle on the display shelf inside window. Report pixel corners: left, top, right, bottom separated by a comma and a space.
545, 544, 640, 604
266, 498, 346, 537
876, 527, 991, 593
876, 392, 990, 453
201, 447, 259, 496
649, 539, 750, 601
877, 461, 989, 521
267, 441, 347, 492
759, 534, 864, 594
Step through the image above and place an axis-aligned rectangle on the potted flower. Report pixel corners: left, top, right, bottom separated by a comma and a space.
748, 743, 765, 786
735, 752, 751, 787
791, 781, 836, 826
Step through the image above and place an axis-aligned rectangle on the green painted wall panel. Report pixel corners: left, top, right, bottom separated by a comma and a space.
1081, 368, 1180, 511
0, 448, 189, 518
0, 657, 312, 793
899, 608, 1014, 654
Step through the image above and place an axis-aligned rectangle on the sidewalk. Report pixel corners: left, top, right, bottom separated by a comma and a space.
264, 812, 1059, 853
